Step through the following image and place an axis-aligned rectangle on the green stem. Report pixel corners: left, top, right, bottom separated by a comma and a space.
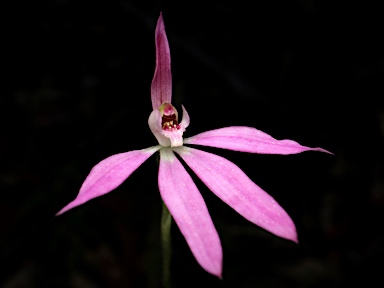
161, 201, 172, 288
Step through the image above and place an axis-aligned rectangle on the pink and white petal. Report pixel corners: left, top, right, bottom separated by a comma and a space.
162, 106, 190, 147
148, 109, 171, 147
162, 129, 184, 147
184, 126, 332, 155
56, 146, 161, 216
159, 148, 222, 277
151, 12, 172, 110
179, 105, 190, 129
174, 146, 298, 243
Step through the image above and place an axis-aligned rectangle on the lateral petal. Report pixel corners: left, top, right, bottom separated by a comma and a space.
151, 12, 172, 109
56, 146, 161, 215
174, 146, 298, 243
148, 109, 172, 147
159, 148, 222, 277
184, 126, 331, 155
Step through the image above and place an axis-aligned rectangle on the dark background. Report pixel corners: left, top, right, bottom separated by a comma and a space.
1, 0, 383, 287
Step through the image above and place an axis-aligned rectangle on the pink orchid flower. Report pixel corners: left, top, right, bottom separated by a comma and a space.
57, 13, 330, 277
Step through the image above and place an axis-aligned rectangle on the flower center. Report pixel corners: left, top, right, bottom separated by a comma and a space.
160, 103, 180, 131
162, 114, 180, 131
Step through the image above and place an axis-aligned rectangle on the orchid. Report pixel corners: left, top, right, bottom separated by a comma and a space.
57, 13, 330, 278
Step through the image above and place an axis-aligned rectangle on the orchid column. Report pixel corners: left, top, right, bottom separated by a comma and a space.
57, 12, 331, 282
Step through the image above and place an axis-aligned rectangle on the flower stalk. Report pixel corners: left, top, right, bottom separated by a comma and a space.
161, 201, 172, 288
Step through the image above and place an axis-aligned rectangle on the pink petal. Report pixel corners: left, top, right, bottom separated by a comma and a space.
174, 146, 298, 243
56, 146, 161, 216
184, 126, 332, 155
159, 148, 222, 277
148, 109, 171, 147
179, 105, 190, 129
151, 12, 172, 110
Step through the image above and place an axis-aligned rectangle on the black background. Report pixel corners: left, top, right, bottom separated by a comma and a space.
1, 0, 383, 287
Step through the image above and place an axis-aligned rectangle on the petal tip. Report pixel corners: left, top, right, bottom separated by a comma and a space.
55, 201, 76, 216
55, 207, 68, 217
284, 227, 299, 243
291, 234, 299, 244
157, 12, 164, 29
205, 265, 222, 279
310, 147, 334, 155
